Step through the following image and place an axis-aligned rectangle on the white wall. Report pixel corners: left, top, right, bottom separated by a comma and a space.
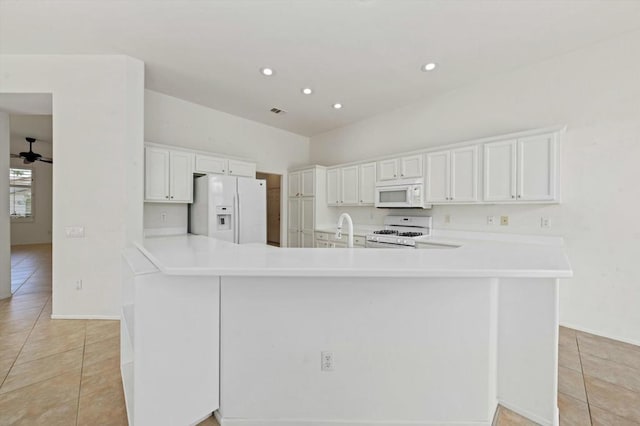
310, 30, 640, 345
143, 90, 309, 242
9, 116, 53, 245
0, 112, 10, 299
0, 55, 144, 318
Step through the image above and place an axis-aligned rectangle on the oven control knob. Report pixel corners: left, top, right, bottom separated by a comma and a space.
403, 239, 408, 244
396, 238, 401, 243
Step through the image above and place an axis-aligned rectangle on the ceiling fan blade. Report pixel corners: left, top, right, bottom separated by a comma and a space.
23, 159, 33, 165
37, 158, 53, 164
10, 153, 21, 158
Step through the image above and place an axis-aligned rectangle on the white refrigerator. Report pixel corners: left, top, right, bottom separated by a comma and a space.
190, 175, 267, 244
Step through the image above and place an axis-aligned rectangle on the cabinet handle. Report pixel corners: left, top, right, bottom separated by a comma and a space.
511, 195, 515, 199
170, 196, 174, 199
401, 173, 404, 177
230, 170, 233, 173
222, 169, 225, 172
517, 195, 521, 199
360, 200, 363, 203
394, 174, 397, 177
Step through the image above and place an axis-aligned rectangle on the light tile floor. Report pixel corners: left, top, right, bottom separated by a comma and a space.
2, 244, 639, 425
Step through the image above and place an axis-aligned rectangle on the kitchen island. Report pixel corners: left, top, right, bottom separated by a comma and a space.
122, 233, 571, 426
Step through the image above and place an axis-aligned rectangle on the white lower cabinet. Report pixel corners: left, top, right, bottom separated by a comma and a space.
288, 200, 315, 248
315, 231, 365, 248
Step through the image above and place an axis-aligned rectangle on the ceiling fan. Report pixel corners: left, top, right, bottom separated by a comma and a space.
10, 137, 53, 164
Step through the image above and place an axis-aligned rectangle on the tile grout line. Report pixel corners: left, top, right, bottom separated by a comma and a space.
0, 294, 51, 390
76, 321, 88, 426
575, 333, 594, 426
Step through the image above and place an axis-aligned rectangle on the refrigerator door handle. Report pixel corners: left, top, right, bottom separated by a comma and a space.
233, 194, 240, 244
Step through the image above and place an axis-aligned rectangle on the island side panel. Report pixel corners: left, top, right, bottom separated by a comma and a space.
220, 276, 497, 426
497, 278, 559, 426
134, 273, 220, 426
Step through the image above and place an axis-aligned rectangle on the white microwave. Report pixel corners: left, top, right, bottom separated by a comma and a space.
375, 180, 426, 208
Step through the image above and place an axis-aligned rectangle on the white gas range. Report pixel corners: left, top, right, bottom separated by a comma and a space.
365, 216, 432, 249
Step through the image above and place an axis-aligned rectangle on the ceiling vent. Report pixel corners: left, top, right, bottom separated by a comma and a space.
270, 107, 287, 115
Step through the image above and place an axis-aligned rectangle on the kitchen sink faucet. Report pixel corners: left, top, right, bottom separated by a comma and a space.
336, 213, 354, 248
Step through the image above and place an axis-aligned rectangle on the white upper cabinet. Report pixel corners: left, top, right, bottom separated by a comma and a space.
450, 146, 478, 202
399, 154, 423, 179
168, 151, 194, 202
358, 162, 376, 205
327, 168, 340, 206
340, 165, 359, 205
144, 147, 170, 201
288, 171, 301, 197
195, 154, 227, 175
228, 159, 256, 178
517, 134, 557, 201
144, 147, 193, 203
377, 155, 423, 181
484, 132, 558, 203
301, 168, 315, 197
377, 158, 399, 181
484, 140, 517, 202
426, 146, 477, 203
425, 151, 450, 203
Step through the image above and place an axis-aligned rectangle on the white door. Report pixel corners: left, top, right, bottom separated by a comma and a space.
287, 198, 300, 247
145, 147, 170, 201
169, 151, 194, 202
238, 178, 266, 244
517, 134, 557, 201
484, 140, 517, 202
195, 154, 227, 174
327, 168, 340, 206
425, 151, 450, 203
301, 169, 315, 196
288, 172, 300, 197
340, 166, 359, 205
377, 159, 398, 181
450, 146, 478, 202
400, 155, 423, 178
359, 162, 376, 205
228, 160, 256, 178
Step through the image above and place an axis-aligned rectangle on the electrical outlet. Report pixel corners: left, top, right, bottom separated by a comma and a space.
444, 215, 451, 224
321, 351, 334, 372
76, 279, 83, 290
500, 216, 509, 226
161, 212, 167, 222
541, 217, 550, 228
487, 216, 496, 225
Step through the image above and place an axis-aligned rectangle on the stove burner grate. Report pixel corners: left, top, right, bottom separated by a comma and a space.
373, 230, 399, 235
398, 232, 423, 237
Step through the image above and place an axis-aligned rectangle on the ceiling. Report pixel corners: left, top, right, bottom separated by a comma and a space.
9, 115, 53, 146
0, 93, 52, 115
1, 1, 639, 137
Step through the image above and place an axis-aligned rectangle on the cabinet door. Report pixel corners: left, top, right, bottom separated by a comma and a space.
359, 162, 376, 205
288, 172, 300, 197
340, 165, 359, 205
287, 198, 300, 247
169, 151, 194, 202
450, 146, 478, 202
144, 147, 170, 201
326, 168, 340, 206
316, 240, 330, 248
517, 134, 557, 201
194, 154, 227, 175
400, 154, 423, 178
484, 140, 517, 202
301, 231, 315, 248
300, 198, 315, 233
377, 159, 398, 181
425, 151, 450, 203
301, 169, 315, 197
228, 160, 256, 178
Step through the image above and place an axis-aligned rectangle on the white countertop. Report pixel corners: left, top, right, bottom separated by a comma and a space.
137, 233, 572, 279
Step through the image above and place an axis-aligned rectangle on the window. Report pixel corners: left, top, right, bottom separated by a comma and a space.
9, 168, 33, 221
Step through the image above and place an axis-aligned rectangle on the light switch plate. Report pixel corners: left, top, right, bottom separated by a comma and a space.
65, 226, 85, 238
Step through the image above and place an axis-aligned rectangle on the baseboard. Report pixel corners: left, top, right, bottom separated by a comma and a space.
560, 322, 640, 347
51, 314, 120, 320
497, 400, 554, 426
215, 418, 491, 426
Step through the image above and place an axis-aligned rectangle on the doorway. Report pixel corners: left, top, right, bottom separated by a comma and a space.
256, 172, 281, 247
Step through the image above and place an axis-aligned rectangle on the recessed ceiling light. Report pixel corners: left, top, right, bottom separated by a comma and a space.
301, 87, 313, 95
421, 62, 437, 72
260, 67, 275, 76
332, 103, 343, 110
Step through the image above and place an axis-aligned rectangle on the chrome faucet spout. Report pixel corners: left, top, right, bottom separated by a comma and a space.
336, 213, 354, 248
